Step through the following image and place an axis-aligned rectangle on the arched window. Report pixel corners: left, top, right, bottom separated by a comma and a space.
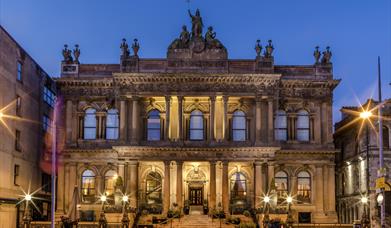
106, 109, 119, 140
189, 110, 204, 140
145, 172, 162, 204
297, 171, 311, 203
275, 110, 287, 141
383, 126, 389, 149
230, 172, 247, 199
147, 110, 161, 141
81, 169, 96, 202
297, 110, 310, 141
232, 110, 246, 141
275, 171, 288, 203
84, 108, 97, 140
104, 170, 118, 197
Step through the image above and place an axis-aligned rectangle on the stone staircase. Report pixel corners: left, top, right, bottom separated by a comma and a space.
161, 214, 234, 228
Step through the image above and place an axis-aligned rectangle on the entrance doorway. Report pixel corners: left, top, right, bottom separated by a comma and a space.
189, 187, 203, 205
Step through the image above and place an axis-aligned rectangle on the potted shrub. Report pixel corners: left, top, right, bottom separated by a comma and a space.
183, 200, 190, 215
203, 200, 209, 215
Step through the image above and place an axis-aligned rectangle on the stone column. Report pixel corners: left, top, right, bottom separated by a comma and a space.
222, 161, 229, 213
165, 96, 171, 141
209, 96, 216, 142
210, 161, 217, 209
178, 96, 184, 141
315, 165, 324, 214
255, 97, 262, 144
65, 100, 73, 144
223, 96, 229, 141
131, 97, 140, 143
176, 161, 183, 208
163, 161, 171, 213
129, 161, 138, 208
254, 161, 263, 208
267, 162, 275, 191
328, 165, 336, 214
118, 164, 125, 182
119, 99, 127, 141
57, 163, 65, 213
127, 97, 133, 142
267, 100, 274, 143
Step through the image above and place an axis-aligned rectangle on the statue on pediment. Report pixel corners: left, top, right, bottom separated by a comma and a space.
188, 9, 203, 39
205, 26, 225, 49
120, 38, 130, 57
62, 44, 73, 63
255, 39, 262, 57
264, 40, 274, 58
313, 46, 320, 64
168, 25, 190, 49
73, 44, 80, 64
321, 46, 332, 64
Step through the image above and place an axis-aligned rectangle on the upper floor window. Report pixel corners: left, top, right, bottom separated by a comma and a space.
232, 110, 246, 141
15, 129, 21, 151
297, 171, 311, 203
297, 110, 310, 141
16, 95, 22, 116
106, 109, 119, 140
275, 110, 287, 141
275, 171, 288, 203
189, 110, 204, 141
104, 170, 117, 196
84, 108, 96, 140
17, 61, 22, 81
43, 86, 56, 107
14, 164, 20, 186
81, 169, 96, 202
147, 110, 161, 141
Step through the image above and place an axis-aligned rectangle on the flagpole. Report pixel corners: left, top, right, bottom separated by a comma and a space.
377, 56, 385, 227
51, 99, 57, 228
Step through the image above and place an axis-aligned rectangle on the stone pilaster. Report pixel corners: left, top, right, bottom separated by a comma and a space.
57, 162, 65, 213
131, 97, 140, 143
314, 165, 325, 215
222, 161, 229, 213
210, 161, 217, 209
163, 161, 171, 213
178, 96, 184, 141
119, 99, 127, 141
176, 161, 183, 208
165, 96, 171, 141
255, 97, 262, 144
223, 96, 229, 141
209, 96, 216, 142
254, 161, 263, 208
65, 100, 73, 144
267, 162, 275, 192
267, 99, 274, 143
128, 161, 138, 208
127, 97, 133, 142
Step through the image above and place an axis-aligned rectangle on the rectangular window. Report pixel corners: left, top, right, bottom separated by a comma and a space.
15, 130, 21, 151
43, 86, 55, 107
43, 115, 51, 132
16, 95, 21, 116
17, 61, 22, 81
42, 173, 51, 193
14, 164, 20, 186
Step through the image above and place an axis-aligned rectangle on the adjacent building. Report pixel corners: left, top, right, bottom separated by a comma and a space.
55, 12, 339, 225
0, 26, 55, 227
334, 99, 391, 226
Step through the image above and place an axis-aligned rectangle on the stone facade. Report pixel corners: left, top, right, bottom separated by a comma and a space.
0, 26, 55, 227
56, 14, 339, 225
334, 99, 391, 226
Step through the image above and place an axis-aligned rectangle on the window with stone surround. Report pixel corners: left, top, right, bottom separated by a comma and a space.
297, 171, 311, 204
17, 61, 22, 81
104, 170, 118, 197
147, 109, 161, 141
275, 171, 288, 203
274, 110, 287, 141
145, 171, 162, 204
296, 109, 310, 141
15, 129, 21, 151
232, 110, 247, 141
106, 109, 119, 140
189, 110, 204, 141
81, 169, 96, 202
16, 95, 21, 116
84, 108, 97, 140
230, 172, 247, 199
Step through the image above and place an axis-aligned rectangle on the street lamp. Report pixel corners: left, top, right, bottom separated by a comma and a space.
23, 194, 32, 228
262, 196, 271, 227
121, 195, 130, 228
359, 111, 372, 119
377, 193, 384, 205
98, 194, 108, 228
286, 196, 294, 228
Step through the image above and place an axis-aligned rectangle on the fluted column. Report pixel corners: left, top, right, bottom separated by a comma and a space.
210, 161, 217, 209
255, 97, 262, 144
176, 161, 183, 208
131, 97, 140, 143
129, 161, 138, 208
254, 161, 263, 208
222, 161, 229, 213
165, 96, 171, 141
119, 99, 127, 141
178, 96, 184, 141
163, 161, 171, 213
223, 96, 229, 141
209, 96, 216, 142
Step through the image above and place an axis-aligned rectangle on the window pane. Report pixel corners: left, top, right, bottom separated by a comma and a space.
106, 109, 119, 140
275, 129, 287, 141
233, 130, 246, 141
190, 110, 204, 140
230, 172, 247, 198
84, 128, 96, 140
190, 129, 203, 140
148, 130, 161, 141
297, 171, 311, 203
297, 130, 309, 141
147, 110, 161, 141
297, 110, 309, 128
106, 128, 118, 140
190, 116, 203, 129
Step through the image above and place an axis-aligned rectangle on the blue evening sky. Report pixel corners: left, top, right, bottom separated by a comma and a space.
1, 0, 390, 123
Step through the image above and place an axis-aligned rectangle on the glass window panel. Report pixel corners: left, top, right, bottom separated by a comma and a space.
230, 172, 247, 199
81, 169, 96, 202
233, 130, 246, 141
275, 110, 287, 141
232, 111, 246, 141
84, 108, 96, 140
147, 110, 161, 141
297, 171, 311, 204
275, 171, 288, 203
106, 109, 119, 140
297, 130, 309, 141
190, 110, 204, 140
104, 170, 117, 196
297, 110, 309, 141
190, 129, 203, 140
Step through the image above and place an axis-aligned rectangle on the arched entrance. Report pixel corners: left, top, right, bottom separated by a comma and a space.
185, 167, 207, 206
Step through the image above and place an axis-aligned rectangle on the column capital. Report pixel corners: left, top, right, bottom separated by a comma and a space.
210, 95, 216, 102
176, 160, 184, 166
127, 160, 139, 166
254, 161, 263, 166
164, 160, 171, 167
222, 95, 229, 103
165, 95, 172, 103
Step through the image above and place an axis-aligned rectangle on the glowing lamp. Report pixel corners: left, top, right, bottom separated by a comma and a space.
100, 195, 107, 202
25, 194, 32, 201
122, 195, 129, 202
377, 193, 384, 204
360, 111, 372, 119
287, 196, 293, 204
264, 196, 270, 203
361, 196, 368, 204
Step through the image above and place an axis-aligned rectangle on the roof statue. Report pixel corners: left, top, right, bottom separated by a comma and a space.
321, 46, 332, 64
188, 9, 203, 39
313, 46, 320, 64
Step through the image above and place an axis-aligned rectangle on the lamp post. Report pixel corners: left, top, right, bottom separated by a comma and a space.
360, 110, 372, 223
98, 195, 108, 228
286, 196, 294, 228
361, 196, 370, 228
22, 194, 32, 228
262, 196, 270, 227
121, 195, 130, 228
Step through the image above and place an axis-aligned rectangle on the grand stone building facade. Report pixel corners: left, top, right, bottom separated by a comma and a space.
334, 99, 391, 226
56, 12, 339, 224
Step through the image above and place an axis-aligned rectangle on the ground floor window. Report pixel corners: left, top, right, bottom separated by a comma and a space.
145, 171, 162, 204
